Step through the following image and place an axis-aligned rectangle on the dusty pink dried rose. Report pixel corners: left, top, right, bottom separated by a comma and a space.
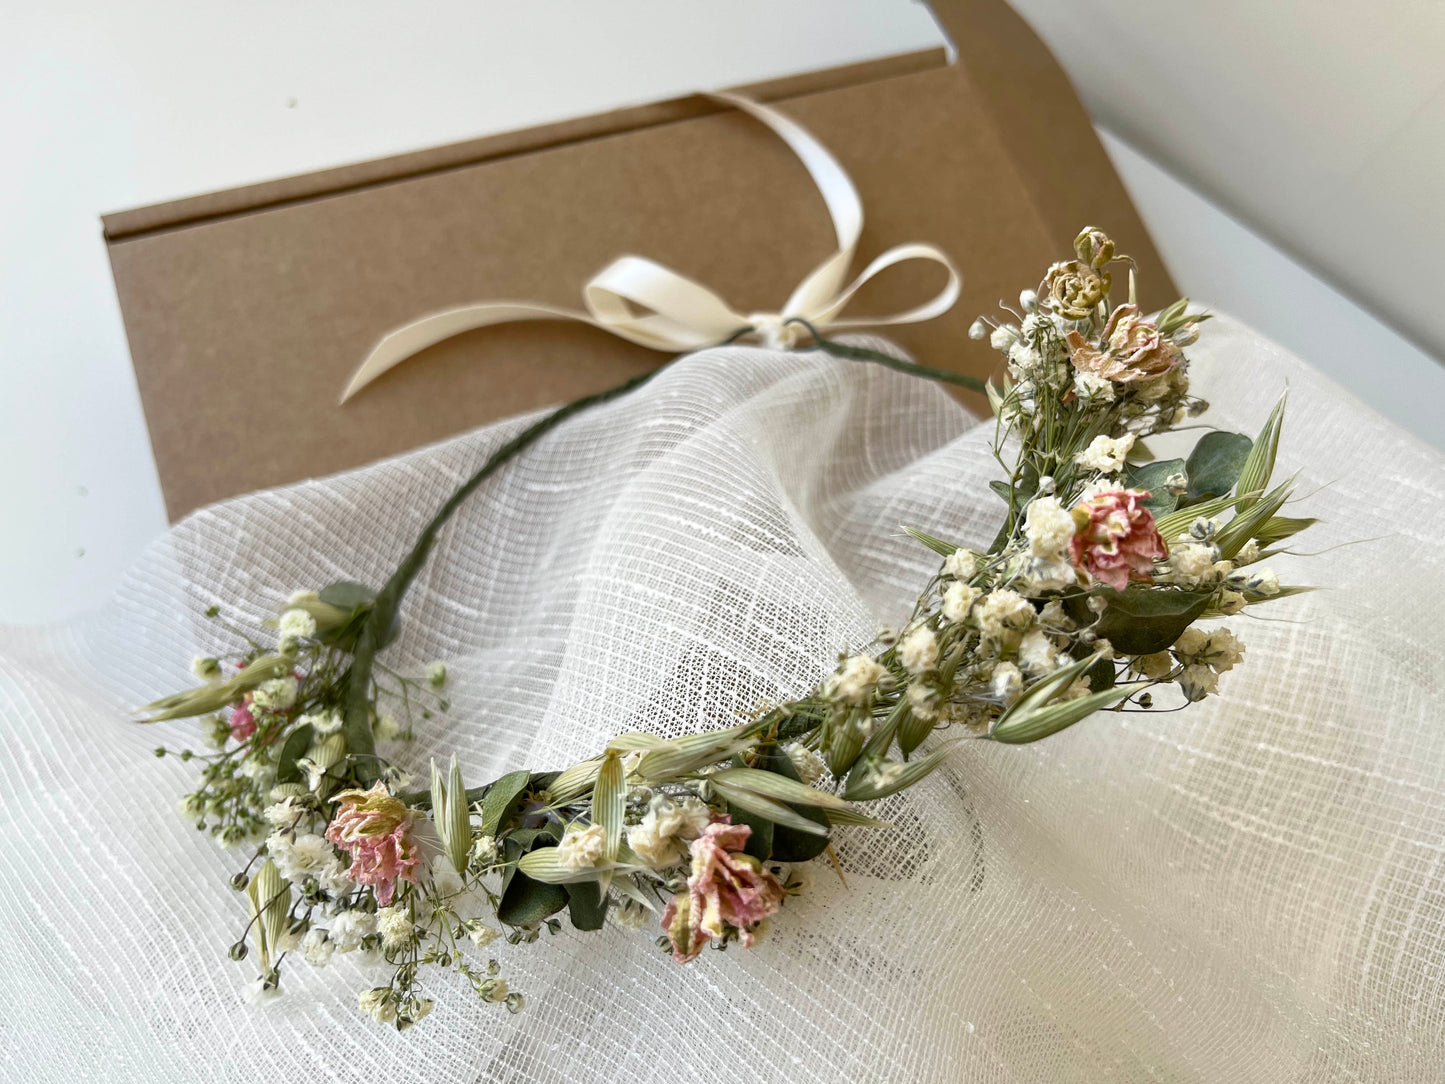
1069, 488, 1168, 592
325, 781, 421, 906
662, 817, 785, 963
1067, 304, 1180, 384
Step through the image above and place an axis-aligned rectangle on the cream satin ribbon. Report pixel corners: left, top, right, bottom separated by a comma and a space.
340, 91, 960, 402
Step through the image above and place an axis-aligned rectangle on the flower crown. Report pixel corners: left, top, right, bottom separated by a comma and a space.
142, 229, 1316, 1028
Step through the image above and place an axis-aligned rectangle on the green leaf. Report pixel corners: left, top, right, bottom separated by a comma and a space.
1154, 492, 1250, 541
547, 757, 603, 804
274, 723, 315, 785
988, 480, 1013, 505
724, 769, 775, 861
635, 721, 762, 781
514, 846, 642, 885
841, 741, 959, 802
1124, 457, 1186, 517
774, 701, 828, 744
565, 881, 608, 931
1252, 516, 1317, 547
708, 781, 830, 837
710, 767, 862, 816
897, 703, 935, 758
1182, 431, 1252, 505
1072, 586, 1212, 656
318, 581, 377, 611
592, 752, 624, 894
900, 525, 960, 557
755, 745, 829, 862
1215, 478, 1295, 559
1070, 643, 1116, 692
478, 770, 533, 836
1235, 395, 1287, 510
497, 872, 569, 926
990, 682, 1149, 744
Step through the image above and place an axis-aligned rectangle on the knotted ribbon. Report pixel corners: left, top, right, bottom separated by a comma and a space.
340, 91, 960, 402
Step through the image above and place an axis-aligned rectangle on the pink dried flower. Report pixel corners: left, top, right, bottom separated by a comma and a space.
1067, 304, 1180, 383
325, 781, 421, 906
228, 696, 257, 742
1069, 489, 1168, 592
662, 817, 785, 964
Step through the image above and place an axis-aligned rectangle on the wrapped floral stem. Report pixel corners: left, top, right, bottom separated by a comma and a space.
140, 227, 1318, 1028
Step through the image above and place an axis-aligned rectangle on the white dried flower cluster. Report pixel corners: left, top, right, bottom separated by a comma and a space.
252, 677, 298, 712
557, 822, 608, 871
941, 581, 980, 623
626, 794, 711, 869
1172, 627, 1245, 701
1025, 496, 1075, 558
783, 742, 827, 786
942, 549, 978, 580
329, 909, 376, 952
266, 831, 337, 883
1163, 542, 1233, 589
1074, 433, 1135, 474
297, 709, 342, 735
973, 588, 1036, 655
376, 905, 416, 951
613, 898, 651, 931
1072, 368, 1115, 404
825, 654, 888, 705
898, 626, 939, 675
299, 927, 334, 968
278, 608, 317, 641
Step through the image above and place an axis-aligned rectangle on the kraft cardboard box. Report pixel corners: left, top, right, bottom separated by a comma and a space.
104, 0, 1176, 521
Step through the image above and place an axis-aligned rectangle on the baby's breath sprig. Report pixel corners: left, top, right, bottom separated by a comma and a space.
139, 227, 1320, 1029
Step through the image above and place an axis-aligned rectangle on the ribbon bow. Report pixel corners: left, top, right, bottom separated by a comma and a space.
340, 91, 960, 402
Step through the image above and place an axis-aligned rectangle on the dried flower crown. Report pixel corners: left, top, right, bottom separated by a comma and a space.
142, 228, 1317, 1028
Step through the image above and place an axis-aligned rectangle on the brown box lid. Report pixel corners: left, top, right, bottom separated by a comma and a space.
105, 0, 1174, 521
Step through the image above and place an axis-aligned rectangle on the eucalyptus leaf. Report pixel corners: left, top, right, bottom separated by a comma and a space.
1182, 431, 1251, 505
497, 872, 569, 926
274, 723, 315, 785
565, 881, 608, 931
478, 770, 533, 836
1124, 457, 1186, 517
1072, 586, 1212, 656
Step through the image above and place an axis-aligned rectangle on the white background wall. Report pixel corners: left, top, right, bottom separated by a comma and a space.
3, 1, 1440, 625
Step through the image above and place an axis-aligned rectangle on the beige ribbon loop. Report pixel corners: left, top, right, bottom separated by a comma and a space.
340, 90, 960, 403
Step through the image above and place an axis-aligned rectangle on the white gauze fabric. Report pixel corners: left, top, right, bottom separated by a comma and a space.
1, 316, 1442, 1082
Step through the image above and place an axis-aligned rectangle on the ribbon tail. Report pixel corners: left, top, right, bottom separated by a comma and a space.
340, 302, 595, 402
